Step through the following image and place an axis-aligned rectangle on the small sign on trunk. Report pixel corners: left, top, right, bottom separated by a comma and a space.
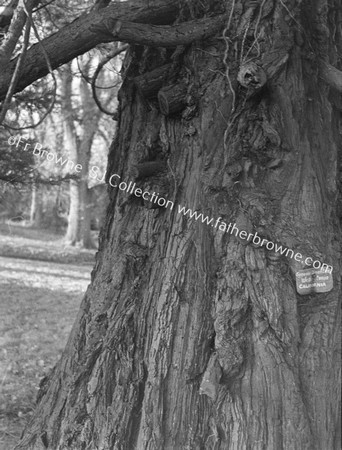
296, 268, 333, 295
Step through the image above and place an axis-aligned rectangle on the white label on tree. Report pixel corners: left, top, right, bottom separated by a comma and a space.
296, 268, 333, 295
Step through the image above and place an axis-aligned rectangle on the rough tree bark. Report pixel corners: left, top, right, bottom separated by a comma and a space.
16, 0, 341, 449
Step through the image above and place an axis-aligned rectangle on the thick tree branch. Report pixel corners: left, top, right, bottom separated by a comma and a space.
319, 61, 342, 92
0, 0, 180, 101
92, 14, 227, 48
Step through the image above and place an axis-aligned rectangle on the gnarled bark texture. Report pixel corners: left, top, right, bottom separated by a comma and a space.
16, 0, 341, 449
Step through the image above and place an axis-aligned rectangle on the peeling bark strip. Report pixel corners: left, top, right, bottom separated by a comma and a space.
92, 14, 227, 48
0, 0, 180, 100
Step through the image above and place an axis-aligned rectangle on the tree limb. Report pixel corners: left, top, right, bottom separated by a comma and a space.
91, 14, 227, 48
0, 15, 31, 125
0, 0, 180, 101
0, 0, 38, 66
91, 44, 128, 116
319, 61, 342, 92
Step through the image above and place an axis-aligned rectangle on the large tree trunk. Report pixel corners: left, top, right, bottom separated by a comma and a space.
16, 1, 341, 449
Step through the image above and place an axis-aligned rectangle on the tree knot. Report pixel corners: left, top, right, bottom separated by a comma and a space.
237, 61, 267, 91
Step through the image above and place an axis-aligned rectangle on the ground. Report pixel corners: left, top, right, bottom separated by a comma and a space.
0, 224, 95, 449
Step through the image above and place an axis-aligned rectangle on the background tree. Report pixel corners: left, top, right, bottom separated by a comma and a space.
1, 0, 340, 449
61, 56, 117, 248
0, 0, 113, 237
60, 62, 99, 247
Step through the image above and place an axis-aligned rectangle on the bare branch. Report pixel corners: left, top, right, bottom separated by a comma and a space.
0, 0, 38, 66
32, 0, 56, 13
0, 172, 79, 185
22, 7, 57, 129
92, 14, 227, 48
0, 0, 180, 101
2, 0, 57, 129
91, 44, 128, 116
0, 15, 31, 124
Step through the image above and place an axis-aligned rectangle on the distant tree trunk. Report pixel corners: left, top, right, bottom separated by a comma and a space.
61, 65, 80, 245
79, 184, 93, 247
17, 1, 341, 449
29, 182, 37, 224
77, 73, 101, 249
61, 64, 100, 248
89, 183, 108, 230
29, 183, 42, 226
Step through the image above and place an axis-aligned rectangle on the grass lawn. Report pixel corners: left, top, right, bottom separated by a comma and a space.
0, 225, 94, 449
0, 222, 97, 265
